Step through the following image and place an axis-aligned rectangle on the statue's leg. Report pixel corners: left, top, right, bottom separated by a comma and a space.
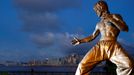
109, 43, 133, 75
75, 43, 104, 75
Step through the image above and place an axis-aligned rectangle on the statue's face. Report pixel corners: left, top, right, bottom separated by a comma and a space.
94, 8, 102, 17
94, 1, 108, 17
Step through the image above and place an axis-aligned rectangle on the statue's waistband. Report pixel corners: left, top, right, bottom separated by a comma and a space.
100, 37, 117, 41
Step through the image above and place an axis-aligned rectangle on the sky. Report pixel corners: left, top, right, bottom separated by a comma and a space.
0, 0, 134, 62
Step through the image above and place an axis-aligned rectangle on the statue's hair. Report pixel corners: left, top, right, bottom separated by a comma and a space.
94, 0, 109, 13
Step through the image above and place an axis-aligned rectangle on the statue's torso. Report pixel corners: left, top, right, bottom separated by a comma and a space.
97, 19, 120, 41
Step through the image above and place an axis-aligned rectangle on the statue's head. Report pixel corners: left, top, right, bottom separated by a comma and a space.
94, 1, 109, 17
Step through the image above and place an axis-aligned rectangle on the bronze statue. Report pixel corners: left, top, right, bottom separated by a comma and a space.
72, 1, 133, 75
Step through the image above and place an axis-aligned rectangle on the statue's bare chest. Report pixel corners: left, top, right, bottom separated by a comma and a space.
97, 20, 120, 37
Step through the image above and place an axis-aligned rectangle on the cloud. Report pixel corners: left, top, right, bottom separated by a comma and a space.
29, 32, 97, 57
30, 32, 55, 48
0, 49, 34, 61
14, 0, 81, 33
30, 32, 84, 49
14, 0, 81, 12
21, 12, 60, 33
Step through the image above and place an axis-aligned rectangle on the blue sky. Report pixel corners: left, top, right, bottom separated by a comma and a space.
0, 0, 134, 61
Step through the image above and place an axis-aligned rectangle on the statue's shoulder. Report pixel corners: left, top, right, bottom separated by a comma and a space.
111, 14, 123, 20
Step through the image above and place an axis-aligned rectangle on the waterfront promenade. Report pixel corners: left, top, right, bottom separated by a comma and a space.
0, 65, 133, 75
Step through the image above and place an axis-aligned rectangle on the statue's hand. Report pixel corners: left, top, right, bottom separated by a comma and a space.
71, 37, 81, 46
